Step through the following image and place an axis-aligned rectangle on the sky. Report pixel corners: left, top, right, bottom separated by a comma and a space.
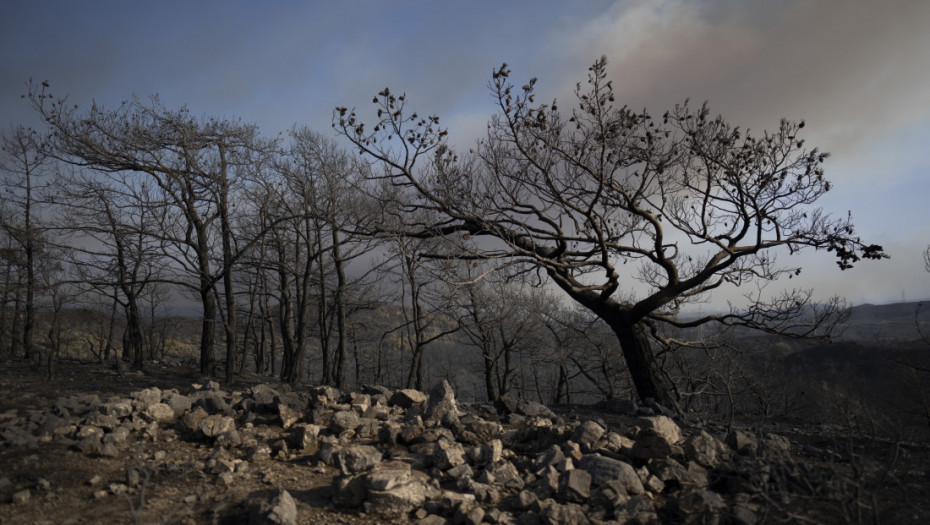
2, 0, 929, 308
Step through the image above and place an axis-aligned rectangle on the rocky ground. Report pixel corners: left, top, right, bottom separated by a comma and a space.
0, 359, 928, 524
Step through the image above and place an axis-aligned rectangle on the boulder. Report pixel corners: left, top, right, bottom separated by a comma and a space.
578, 454, 644, 495
276, 404, 301, 429
131, 387, 162, 410
366, 478, 429, 518
335, 445, 382, 475
288, 423, 320, 451
330, 410, 361, 434
571, 420, 605, 449
534, 445, 566, 474
98, 400, 133, 418
142, 403, 176, 424
684, 430, 727, 468
557, 469, 591, 503
176, 407, 206, 434
467, 439, 503, 467
390, 389, 428, 409
433, 439, 466, 470
249, 489, 297, 525
163, 392, 192, 417
520, 401, 557, 420
198, 415, 236, 438
424, 380, 460, 425
250, 384, 280, 409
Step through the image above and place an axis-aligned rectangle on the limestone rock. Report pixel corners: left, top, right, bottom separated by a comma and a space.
198, 415, 236, 438
425, 379, 460, 425
390, 389, 428, 409
288, 423, 320, 451
163, 392, 192, 417
467, 439, 503, 467
572, 420, 606, 450
250, 384, 280, 409
335, 444, 382, 475
276, 404, 301, 429
366, 478, 429, 518
131, 387, 162, 410
142, 403, 176, 424
249, 489, 297, 525
433, 439, 466, 470
519, 401, 556, 420
639, 415, 681, 445
83, 412, 120, 431
578, 454, 644, 495
558, 469, 591, 503
684, 430, 727, 468
330, 410, 361, 434
98, 400, 133, 418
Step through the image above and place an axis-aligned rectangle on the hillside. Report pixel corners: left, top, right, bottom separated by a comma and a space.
0, 359, 928, 524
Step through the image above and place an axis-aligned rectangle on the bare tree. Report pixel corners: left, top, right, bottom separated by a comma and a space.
335, 58, 885, 409
451, 266, 552, 401
249, 128, 383, 386
51, 165, 164, 369
30, 84, 272, 380
0, 124, 53, 361
397, 237, 462, 390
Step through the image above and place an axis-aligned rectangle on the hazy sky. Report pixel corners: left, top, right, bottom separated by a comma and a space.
2, 0, 928, 306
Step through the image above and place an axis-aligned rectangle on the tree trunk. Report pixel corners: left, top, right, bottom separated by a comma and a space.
125, 296, 144, 370
604, 314, 681, 413
23, 235, 34, 362
275, 255, 294, 382
482, 347, 498, 401
10, 291, 23, 357
199, 282, 216, 376
219, 163, 237, 385
104, 292, 118, 362
317, 230, 332, 385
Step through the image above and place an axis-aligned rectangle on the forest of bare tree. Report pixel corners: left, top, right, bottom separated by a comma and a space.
1, 61, 926, 443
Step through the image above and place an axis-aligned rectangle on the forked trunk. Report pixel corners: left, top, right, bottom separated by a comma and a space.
603, 313, 681, 413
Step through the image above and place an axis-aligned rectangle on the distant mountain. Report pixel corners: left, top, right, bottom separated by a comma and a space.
840, 300, 930, 341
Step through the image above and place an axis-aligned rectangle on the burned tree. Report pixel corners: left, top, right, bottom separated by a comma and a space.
335, 57, 885, 410
30, 84, 270, 379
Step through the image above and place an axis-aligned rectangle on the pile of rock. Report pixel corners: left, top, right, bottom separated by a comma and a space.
0, 378, 820, 524
304, 380, 785, 524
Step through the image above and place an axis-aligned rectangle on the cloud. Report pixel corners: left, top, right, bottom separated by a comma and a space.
558, 0, 930, 170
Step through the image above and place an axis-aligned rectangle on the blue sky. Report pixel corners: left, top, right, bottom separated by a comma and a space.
2, 0, 929, 306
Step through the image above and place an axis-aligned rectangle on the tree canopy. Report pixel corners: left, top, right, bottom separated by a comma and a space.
335, 57, 886, 409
